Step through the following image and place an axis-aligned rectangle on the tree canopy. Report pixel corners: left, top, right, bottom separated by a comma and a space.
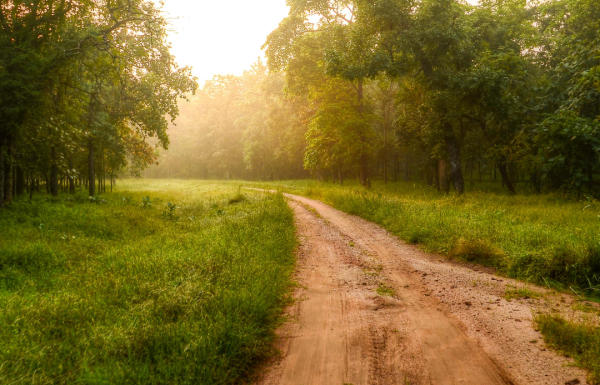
3, 0, 600, 202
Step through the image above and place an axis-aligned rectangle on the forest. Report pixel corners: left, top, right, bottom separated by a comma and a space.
0, 0, 197, 206
147, 0, 600, 199
1, 0, 600, 384
2, 0, 600, 201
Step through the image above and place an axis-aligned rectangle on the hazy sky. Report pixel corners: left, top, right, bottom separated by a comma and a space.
161, 0, 480, 85
161, 0, 290, 85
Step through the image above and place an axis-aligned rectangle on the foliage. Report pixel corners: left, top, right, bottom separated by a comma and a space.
0, 0, 197, 204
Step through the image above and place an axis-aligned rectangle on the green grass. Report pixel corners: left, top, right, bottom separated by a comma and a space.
504, 285, 543, 301
0, 180, 296, 384
376, 282, 396, 297
536, 315, 600, 384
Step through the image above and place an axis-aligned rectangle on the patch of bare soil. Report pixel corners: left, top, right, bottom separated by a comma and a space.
254, 192, 591, 385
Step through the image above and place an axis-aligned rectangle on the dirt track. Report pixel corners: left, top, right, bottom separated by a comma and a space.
255, 192, 589, 385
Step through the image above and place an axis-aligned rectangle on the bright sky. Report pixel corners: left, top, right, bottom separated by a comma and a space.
161, 0, 290, 86
161, 0, 480, 85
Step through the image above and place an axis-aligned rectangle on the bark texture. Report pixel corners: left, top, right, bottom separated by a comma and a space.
0, 146, 5, 208
88, 139, 95, 196
50, 147, 59, 197
497, 162, 516, 194
444, 127, 464, 194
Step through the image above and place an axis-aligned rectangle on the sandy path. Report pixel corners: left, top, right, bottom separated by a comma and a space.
255, 191, 589, 385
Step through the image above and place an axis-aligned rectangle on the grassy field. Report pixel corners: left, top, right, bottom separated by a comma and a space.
0, 180, 296, 385
246, 178, 600, 382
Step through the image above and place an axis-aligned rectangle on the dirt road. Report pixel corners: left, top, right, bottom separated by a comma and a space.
255, 192, 589, 385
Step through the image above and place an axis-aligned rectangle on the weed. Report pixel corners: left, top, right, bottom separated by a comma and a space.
450, 238, 504, 267
162, 202, 178, 221
377, 282, 396, 297
572, 302, 600, 315
88, 195, 107, 204
504, 285, 543, 300
228, 186, 247, 204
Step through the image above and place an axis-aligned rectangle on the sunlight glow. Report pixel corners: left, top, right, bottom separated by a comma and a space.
161, 0, 290, 85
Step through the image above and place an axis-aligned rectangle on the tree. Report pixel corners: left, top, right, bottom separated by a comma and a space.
0, 0, 197, 204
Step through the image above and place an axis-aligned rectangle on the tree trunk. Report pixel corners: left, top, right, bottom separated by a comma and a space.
356, 79, 370, 187
50, 147, 59, 197
88, 139, 95, 196
530, 171, 541, 194
68, 158, 75, 194
43, 173, 49, 194
470, 159, 474, 185
4, 165, 13, 204
3, 145, 13, 204
338, 163, 343, 186
29, 173, 34, 201
383, 119, 387, 184
497, 162, 516, 194
435, 159, 441, 192
0, 146, 4, 208
438, 159, 450, 193
16, 166, 25, 196
444, 127, 464, 194
403, 154, 409, 181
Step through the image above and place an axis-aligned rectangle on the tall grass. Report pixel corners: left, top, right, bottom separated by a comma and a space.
0, 180, 296, 384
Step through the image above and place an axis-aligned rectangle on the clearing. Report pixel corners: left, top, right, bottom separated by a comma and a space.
256, 191, 592, 385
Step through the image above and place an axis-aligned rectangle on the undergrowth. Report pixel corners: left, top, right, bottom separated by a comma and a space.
0, 180, 296, 384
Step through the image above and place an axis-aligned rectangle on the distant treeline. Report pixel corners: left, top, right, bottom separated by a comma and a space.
0, 0, 197, 207
150, 0, 600, 198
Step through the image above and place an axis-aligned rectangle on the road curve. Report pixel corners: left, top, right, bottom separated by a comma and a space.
253, 190, 588, 385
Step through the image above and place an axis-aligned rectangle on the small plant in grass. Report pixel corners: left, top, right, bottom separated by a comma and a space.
209, 203, 225, 215
377, 282, 396, 297
450, 238, 504, 267
120, 196, 133, 204
88, 195, 107, 204
140, 196, 152, 208
228, 186, 247, 204
162, 202, 178, 221
73, 187, 89, 203
572, 302, 600, 315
